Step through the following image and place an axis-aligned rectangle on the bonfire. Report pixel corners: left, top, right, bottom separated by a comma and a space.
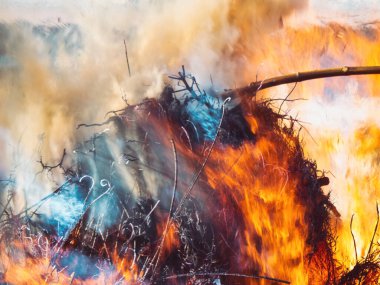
1, 1, 380, 285
1, 65, 380, 284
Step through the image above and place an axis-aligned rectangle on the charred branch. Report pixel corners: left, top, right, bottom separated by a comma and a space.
77, 118, 113, 129
38, 148, 67, 173
317, 176, 330, 187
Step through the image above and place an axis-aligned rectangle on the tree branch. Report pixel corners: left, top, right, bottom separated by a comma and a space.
222, 66, 380, 97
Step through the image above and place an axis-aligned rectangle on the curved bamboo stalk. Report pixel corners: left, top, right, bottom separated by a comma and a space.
222, 66, 380, 97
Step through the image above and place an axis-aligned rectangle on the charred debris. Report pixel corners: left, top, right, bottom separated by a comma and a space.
1, 66, 380, 284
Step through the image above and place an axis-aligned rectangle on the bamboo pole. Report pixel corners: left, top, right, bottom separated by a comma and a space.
222, 66, 380, 97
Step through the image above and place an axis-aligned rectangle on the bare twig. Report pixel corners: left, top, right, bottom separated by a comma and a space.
366, 202, 379, 261
0, 195, 13, 221
163, 272, 290, 284
16, 179, 73, 218
173, 97, 231, 218
69, 272, 75, 285
278, 82, 298, 115
105, 108, 128, 118
50, 183, 115, 265
77, 118, 113, 129
263, 98, 307, 103
168, 139, 179, 219
124, 40, 131, 77
169, 65, 202, 99
148, 139, 178, 280
142, 200, 160, 224
350, 214, 358, 263
38, 149, 67, 173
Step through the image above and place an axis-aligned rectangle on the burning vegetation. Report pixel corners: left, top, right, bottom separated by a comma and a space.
1, 65, 380, 284
2, 1, 380, 285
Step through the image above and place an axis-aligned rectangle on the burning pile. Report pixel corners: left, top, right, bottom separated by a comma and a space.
1, 66, 379, 284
